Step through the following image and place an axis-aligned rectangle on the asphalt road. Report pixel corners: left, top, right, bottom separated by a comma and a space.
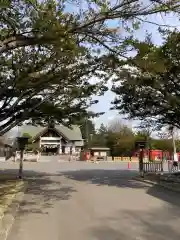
3, 160, 180, 240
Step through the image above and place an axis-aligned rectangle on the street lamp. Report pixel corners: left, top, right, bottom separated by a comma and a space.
16, 137, 29, 179
135, 140, 147, 177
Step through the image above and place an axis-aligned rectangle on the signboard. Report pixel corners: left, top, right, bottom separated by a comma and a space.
43, 145, 58, 148
135, 140, 147, 149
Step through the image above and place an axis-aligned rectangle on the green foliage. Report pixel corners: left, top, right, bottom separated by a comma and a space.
22, 133, 32, 143
90, 119, 180, 156
0, 0, 180, 135
112, 31, 180, 129
89, 123, 108, 147
0, 0, 110, 134
109, 133, 135, 156
98, 123, 107, 135
135, 131, 149, 142
94, 119, 135, 156
79, 118, 96, 142
152, 139, 173, 152
22, 132, 33, 150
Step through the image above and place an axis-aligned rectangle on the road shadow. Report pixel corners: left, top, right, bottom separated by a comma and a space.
0, 169, 76, 216
89, 205, 180, 240
147, 184, 180, 208
61, 169, 180, 209
2, 167, 180, 218
60, 169, 149, 189
18, 175, 76, 215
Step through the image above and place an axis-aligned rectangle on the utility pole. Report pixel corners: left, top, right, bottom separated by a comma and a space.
171, 127, 178, 161
168, 125, 177, 161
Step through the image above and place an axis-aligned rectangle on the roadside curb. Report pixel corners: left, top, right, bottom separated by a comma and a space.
0, 180, 28, 240
85, 161, 139, 163
133, 176, 180, 193
113, 161, 138, 163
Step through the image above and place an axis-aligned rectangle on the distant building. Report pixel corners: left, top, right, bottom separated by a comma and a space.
0, 137, 14, 159
19, 124, 84, 155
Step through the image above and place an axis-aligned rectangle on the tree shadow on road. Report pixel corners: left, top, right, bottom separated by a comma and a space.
60, 169, 149, 189
2, 167, 180, 219
19, 175, 76, 215
0, 169, 77, 216
147, 184, 180, 208
89, 205, 180, 240
58, 169, 180, 240
61, 169, 180, 209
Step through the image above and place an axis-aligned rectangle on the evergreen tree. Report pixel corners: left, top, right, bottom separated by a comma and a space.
112, 31, 180, 129
0, 0, 179, 135
98, 124, 108, 135
79, 118, 96, 140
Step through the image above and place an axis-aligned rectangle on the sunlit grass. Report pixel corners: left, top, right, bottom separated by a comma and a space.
0, 179, 25, 218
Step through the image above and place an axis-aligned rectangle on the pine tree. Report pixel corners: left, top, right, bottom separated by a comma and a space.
112, 31, 180, 129
1, 0, 180, 134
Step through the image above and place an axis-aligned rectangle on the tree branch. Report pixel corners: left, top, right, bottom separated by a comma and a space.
0, 34, 59, 53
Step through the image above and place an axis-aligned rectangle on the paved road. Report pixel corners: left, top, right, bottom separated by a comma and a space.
3, 160, 180, 240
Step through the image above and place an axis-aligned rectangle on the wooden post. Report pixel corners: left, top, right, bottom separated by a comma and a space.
19, 150, 24, 179
139, 148, 144, 177
161, 161, 163, 173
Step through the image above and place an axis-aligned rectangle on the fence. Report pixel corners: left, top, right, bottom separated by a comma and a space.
113, 157, 139, 161
14, 151, 39, 162
143, 162, 163, 173
139, 161, 180, 174
167, 161, 180, 173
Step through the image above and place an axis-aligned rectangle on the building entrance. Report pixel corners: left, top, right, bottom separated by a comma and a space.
41, 145, 59, 155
